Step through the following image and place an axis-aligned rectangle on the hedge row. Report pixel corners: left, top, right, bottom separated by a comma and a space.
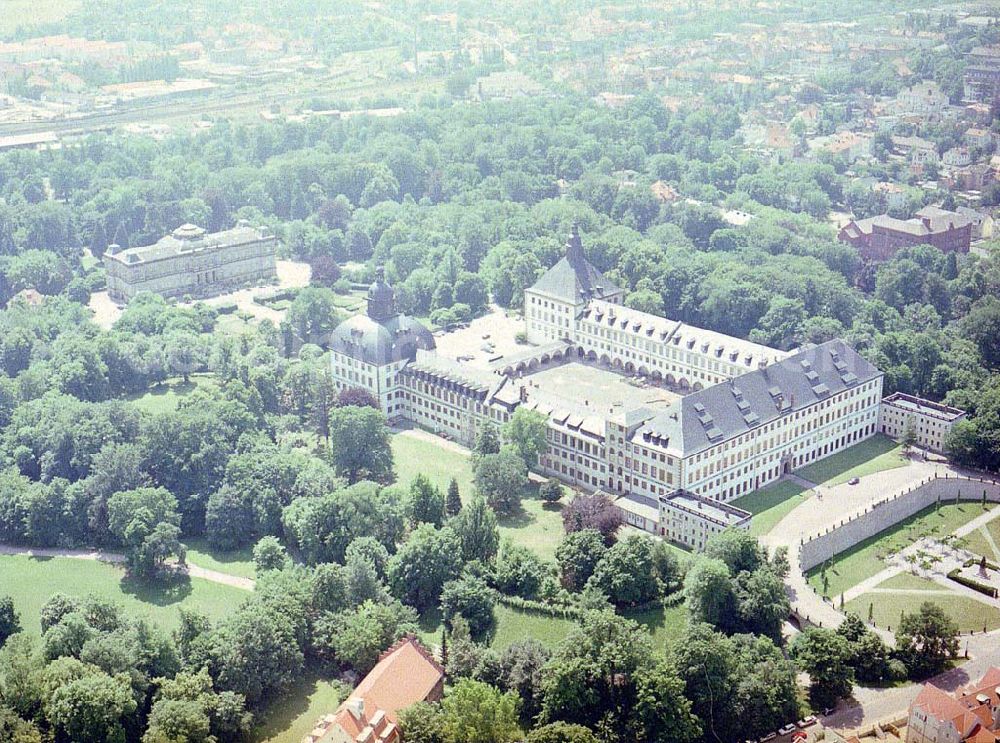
947, 569, 999, 598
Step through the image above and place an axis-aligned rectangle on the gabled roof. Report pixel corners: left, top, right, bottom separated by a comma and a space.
307, 636, 444, 743
529, 226, 622, 305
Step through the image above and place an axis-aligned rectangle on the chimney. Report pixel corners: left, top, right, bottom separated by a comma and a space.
346, 697, 365, 721
519, 386, 528, 403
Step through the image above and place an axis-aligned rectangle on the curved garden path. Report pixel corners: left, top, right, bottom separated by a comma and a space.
0, 543, 255, 591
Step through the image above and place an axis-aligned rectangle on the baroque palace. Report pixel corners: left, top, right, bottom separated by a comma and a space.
330, 227, 884, 549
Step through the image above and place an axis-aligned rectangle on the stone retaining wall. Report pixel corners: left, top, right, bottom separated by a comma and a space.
800, 474, 1000, 572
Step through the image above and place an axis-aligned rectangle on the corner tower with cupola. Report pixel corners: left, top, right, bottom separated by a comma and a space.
329, 267, 436, 418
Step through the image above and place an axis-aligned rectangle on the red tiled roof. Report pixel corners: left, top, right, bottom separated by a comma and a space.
912, 668, 1000, 743
304, 636, 444, 743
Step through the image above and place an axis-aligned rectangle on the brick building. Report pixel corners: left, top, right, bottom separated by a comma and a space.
838, 206, 974, 262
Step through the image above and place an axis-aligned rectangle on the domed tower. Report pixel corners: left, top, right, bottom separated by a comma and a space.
367, 267, 396, 322
329, 265, 435, 418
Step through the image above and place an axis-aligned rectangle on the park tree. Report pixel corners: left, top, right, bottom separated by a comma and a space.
336, 386, 380, 410
328, 406, 394, 483
561, 492, 622, 545
683, 558, 736, 630
388, 524, 463, 610
704, 529, 766, 574
539, 610, 700, 743
502, 408, 548, 468
526, 723, 599, 743
473, 447, 527, 516
734, 567, 790, 642
408, 474, 446, 527
282, 481, 404, 564
252, 536, 290, 574
204, 484, 256, 551
441, 679, 521, 743
440, 575, 497, 638
287, 287, 340, 343
107, 487, 185, 580
313, 600, 418, 674
398, 701, 446, 743
586, 534, 660, 607
452, 497, 500, 563
539, 480, 563, 505
790, 628, 855, 709
474, 424, 502, 457
46, 670, 137, 743
896, 602, 960, 678
210, 603, 304, 709
555, 529, 607, 591
446, 478, 462, 517
494, 542, 550, 600
0, 596, 20, 648
496, 640, 551, 724
675, 623, 800, 742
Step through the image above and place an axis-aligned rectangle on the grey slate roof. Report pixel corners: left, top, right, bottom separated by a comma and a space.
106, 223, 273, 264
635, 339, 882, 458
529, 227, 622, 305
329, 313, 435, 366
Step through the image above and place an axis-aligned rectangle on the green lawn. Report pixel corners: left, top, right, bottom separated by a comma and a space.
129, 375, 219, 414
732, 480, 811, 537
253, 674, 349, 743
0, 555, 248, 637
845, 591, 1000, 633
807, 503, 996, 598
392, 432, 565, 563
624, 602, 689, 651
392, 433, 475, 498
796, 435, 907, 487
416, 604, 577, 652
959, 517, 1000, 562
878, 572, 943, 591
184, 537, 257, 580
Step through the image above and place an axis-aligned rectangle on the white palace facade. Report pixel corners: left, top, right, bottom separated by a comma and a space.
330, 227, 885, 549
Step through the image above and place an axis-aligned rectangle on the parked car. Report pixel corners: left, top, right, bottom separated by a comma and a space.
778, 724, 796, 736
848, 477, 860, 485
760, 733, 777, 742
797, 716, 817, 728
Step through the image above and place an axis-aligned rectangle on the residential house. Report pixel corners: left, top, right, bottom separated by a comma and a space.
896, 80, 950, 117
301, 636, 444, 743
893, 135, 940, 169
907, 667, 1000, 743
964, 46, 1000, 103
964, 127, 994, 150
943, 147, 973, 168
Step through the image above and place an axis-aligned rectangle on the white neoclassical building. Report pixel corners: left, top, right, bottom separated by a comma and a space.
103, 222, 278, 304
329, 228, 885, 549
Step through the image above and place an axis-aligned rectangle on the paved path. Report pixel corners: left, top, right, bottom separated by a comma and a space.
761, 460, 950, 635
0, 543, 255, 591
842, 566, 904, 603
977, 525, 1000, 561
759, 459, 1000, 732
867, 587, 953, 595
